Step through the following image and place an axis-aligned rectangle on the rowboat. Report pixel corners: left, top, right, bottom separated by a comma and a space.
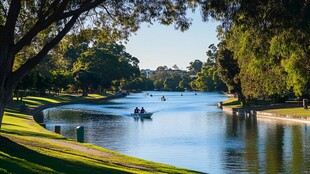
131, 112, 153, 119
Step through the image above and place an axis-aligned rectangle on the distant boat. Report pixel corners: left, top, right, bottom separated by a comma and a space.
131, 112, 153, 119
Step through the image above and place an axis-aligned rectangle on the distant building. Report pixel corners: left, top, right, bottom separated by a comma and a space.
141, 69, 157, 78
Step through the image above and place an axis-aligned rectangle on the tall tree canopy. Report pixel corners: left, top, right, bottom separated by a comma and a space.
73, 41, 139, 96
187, 59, 203, 75
211, 0, 310, 102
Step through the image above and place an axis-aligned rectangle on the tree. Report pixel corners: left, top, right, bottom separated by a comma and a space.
207, 0, 310, 102
216, 44, 242, 96
156, 65, 169, 71
193, 65, 224, 91
164, 77, 176, 91
73, 41, 139, 96
172, 64, 180, 70
187, 59, 203, 75
0, 1, 196, 129
179, 74, 192, 91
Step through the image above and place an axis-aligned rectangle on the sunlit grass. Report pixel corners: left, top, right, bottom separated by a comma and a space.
264, 108, 310, 116
222, 98, 242, 108
1, 94, 202, 173
223, 98, 310, 116
86, 94, 108, 99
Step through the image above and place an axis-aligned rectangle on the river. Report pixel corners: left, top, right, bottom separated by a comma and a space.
42, 91, 310, 173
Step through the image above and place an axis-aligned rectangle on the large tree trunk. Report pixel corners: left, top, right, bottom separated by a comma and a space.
0, 83, 14, 130
0, 32, 16, 131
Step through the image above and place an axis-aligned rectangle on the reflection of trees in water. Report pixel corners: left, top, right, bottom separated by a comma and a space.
291, 126, 302, 173
224, 115, 310, 173
265, 124, 284, 173
244, 116, 259, 173
223, 115, 259, 173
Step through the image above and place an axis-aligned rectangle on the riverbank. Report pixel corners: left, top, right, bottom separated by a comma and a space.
221, 98, 310, 123
0, 94, 202, 174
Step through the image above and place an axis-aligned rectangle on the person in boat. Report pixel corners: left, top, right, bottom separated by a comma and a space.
140, 107, 145, 113
134, 107, 140, 114
161, 96, 166, 101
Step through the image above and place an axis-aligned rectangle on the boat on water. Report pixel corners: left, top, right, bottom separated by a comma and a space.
131, 112, 153, 119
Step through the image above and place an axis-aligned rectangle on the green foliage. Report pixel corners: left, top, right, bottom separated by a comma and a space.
192, 64, 225, 91
179, 74, 192, 91
72, 41, 139, 95
212, 0, 310, 102
269, 30, 310, 97
149, 68, 186, 91
191, 45, 227, 92
187, 60, 203, 75
164, 77, 176, 91
216, 46, 241, 94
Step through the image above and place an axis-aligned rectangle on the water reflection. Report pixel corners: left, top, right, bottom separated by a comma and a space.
42, 91, 310, 173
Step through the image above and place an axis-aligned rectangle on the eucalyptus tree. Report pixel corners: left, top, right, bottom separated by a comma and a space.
0, 0, 198, 129
216, 44, 242, 98
206, 0, 310, 100
187, 59, 203, 75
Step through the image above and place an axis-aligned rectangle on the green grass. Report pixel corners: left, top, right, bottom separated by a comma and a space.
1, 94, 202, 174
263, 107, 310, 116
222, 98, 310, 117
222, 98, 242, 108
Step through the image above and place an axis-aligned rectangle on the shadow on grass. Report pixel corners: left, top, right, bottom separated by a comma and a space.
0, 136, 133, 174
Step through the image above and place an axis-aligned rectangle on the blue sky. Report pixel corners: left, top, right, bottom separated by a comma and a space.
125, 11, 220, 70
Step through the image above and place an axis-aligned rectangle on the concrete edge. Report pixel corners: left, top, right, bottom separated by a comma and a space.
222, 105, 310, 124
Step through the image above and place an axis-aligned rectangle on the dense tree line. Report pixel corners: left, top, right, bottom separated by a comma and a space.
147, 51, 227, 92
212, 0, 310, 105
16, 31, 141, 96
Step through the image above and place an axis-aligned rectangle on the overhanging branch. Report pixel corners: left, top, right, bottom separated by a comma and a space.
61, 0, 105, 19
13, 0, 104, 56
11, 14, 80, 84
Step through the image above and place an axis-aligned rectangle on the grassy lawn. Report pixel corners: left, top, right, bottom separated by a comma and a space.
223, 98, 310, 116
263, 107, 310, 116
0, 94, 202, 174
222, 98, 242, 108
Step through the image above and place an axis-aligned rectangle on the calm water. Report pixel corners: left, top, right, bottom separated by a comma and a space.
42, 91, 310, 173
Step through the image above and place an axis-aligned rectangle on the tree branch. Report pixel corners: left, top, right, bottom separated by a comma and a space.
11, 14, 80, 84
13, 0, 70, 55
38, 0, 47, 19
13, 0, 103, 55
4, 0, 21, 40
60, 0, 105, 19
38, 0, 61, 22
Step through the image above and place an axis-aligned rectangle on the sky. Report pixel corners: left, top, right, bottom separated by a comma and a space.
125, 11, 220, 70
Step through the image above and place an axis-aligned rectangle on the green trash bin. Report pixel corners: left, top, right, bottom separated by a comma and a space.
76, 126, 84, 143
